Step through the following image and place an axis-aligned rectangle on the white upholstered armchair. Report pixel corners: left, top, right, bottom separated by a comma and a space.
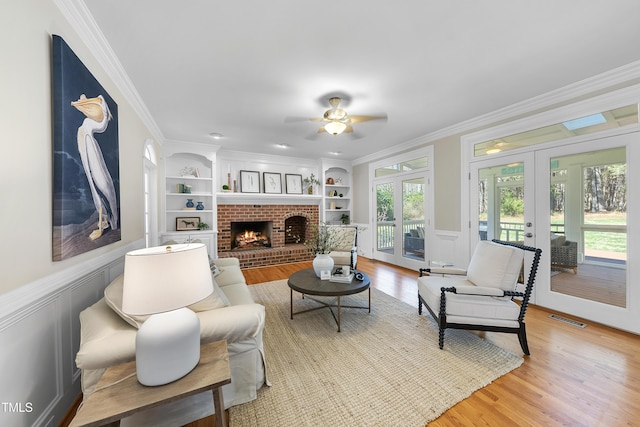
328, 226, 358, 269
417, 240, 542, 355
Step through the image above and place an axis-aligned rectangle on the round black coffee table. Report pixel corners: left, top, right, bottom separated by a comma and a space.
288, 268, 371, 332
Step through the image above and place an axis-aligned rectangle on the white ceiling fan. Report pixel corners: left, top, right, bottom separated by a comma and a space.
286, 96, 387, 137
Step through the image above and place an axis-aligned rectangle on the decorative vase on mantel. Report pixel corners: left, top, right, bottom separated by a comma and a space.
196, 201, 204, 210
186, 199, 194, 208
312, 253, 334, 278
307, 185, 314, 195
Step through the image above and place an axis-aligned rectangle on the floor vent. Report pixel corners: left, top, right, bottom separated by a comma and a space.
549, 314, 587, 328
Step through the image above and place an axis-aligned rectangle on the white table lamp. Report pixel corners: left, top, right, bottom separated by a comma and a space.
122, 243, 213, 386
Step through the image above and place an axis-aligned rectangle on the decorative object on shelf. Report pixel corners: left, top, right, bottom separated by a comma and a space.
196, 201, 204, 210
197, 221, 209, 230
222, 184, 230, 192
263, 172, 282, 194
285, 174, 303, 194
303, 173, 320, 194
179, 166, 198, 177
326, 177, 334, 185
185, 199, 194, 208
233, 179, 237, 192
335, 177, 343, 185
183, 184, 192, 194
341, 213, 350, 225
330, 202, 336, 209
177, 183, 185, 193
240, 170, 260, 193
339, 193, 344, 197
176, 217, 200, 231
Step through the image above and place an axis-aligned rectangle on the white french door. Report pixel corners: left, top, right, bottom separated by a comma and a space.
469, 134, 638, 332
533, 134, 636, 332
469, 152, 537, 288
373, 171, 430, 270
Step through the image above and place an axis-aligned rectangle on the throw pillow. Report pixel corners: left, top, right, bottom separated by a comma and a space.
104, 273, 228, 329
209, 258, 223, 277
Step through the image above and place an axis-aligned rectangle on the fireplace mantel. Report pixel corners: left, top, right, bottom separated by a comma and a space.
216, 192, 322, 205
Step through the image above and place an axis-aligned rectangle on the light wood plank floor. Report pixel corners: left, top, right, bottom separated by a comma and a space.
240, 258, 640, 427
63, 257, 640, 427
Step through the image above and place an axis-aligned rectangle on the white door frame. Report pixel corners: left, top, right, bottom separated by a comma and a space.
369, 146, 434, 270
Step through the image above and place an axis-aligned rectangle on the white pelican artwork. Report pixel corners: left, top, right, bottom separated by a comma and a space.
71, 94, 119, 240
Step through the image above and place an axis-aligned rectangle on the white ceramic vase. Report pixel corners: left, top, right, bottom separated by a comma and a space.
312, 253, 334, 278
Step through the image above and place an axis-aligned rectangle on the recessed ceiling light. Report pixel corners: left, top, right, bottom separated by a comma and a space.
209, 132, 223, 139
329, 151, 342, 156
276, 144, 289, 149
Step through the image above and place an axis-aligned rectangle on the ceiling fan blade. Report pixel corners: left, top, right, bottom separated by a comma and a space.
317, 125, 326, 133
284, 116, 312, 123
347, 114, 388, 124
343, 125, 354, 133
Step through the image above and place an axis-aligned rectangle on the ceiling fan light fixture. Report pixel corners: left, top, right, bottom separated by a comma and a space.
324, 121, 347, 135
324, 108, 347, 121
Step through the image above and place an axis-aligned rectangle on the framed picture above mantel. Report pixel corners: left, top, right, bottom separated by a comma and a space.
240, 170, 260, 193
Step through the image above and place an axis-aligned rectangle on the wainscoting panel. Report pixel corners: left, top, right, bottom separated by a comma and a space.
0, 241, 137, 427
0, 296, 62, 427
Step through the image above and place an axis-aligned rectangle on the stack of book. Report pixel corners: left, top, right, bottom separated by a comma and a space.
329, 272, 354, 283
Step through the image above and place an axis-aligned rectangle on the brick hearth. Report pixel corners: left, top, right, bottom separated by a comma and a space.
217, 204, 318, 268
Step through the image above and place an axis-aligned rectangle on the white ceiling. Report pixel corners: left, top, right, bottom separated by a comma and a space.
81, 0, 640, 161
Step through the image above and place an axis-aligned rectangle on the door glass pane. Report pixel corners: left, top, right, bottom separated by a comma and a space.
478, 163, 524, 242
376, 182, 394, 254
550, 147, 626, 307
402, 178, 425, 261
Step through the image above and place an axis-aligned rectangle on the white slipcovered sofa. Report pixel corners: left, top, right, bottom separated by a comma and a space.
75, 257, 268, 426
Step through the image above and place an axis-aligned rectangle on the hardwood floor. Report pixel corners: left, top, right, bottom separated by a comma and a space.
243, 258, 640, 426
62, 258, 640, 426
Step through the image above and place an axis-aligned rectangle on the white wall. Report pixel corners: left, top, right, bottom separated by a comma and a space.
0, 0, 154, 425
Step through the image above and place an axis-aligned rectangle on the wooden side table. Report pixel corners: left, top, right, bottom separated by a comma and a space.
70, 340, 231, 427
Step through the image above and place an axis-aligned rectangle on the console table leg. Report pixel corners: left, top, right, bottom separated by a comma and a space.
213, 388, 227, 427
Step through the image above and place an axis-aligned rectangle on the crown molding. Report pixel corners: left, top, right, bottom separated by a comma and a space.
54, 0, 165, 144
353, 60, 640, 166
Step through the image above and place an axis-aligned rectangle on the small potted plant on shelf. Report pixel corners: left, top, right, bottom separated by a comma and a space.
303, 173, 320, 194
197, 222, 210, 231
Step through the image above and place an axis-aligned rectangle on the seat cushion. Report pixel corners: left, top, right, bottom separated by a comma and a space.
466, 241, 524, 291
418, 276, 521, 322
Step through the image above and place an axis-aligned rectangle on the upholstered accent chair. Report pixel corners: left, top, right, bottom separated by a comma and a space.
328, 226, 358, 269
417, 239, 542, 355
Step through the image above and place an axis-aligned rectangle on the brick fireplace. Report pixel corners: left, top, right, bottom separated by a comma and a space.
217, 204, 319, 268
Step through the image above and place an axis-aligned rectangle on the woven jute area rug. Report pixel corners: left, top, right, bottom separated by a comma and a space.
229, 279, 523, 426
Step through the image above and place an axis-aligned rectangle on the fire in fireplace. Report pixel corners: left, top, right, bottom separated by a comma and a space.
231, 221, 272, 250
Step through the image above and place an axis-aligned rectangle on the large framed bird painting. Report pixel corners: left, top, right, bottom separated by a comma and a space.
52, 35, 121, 261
